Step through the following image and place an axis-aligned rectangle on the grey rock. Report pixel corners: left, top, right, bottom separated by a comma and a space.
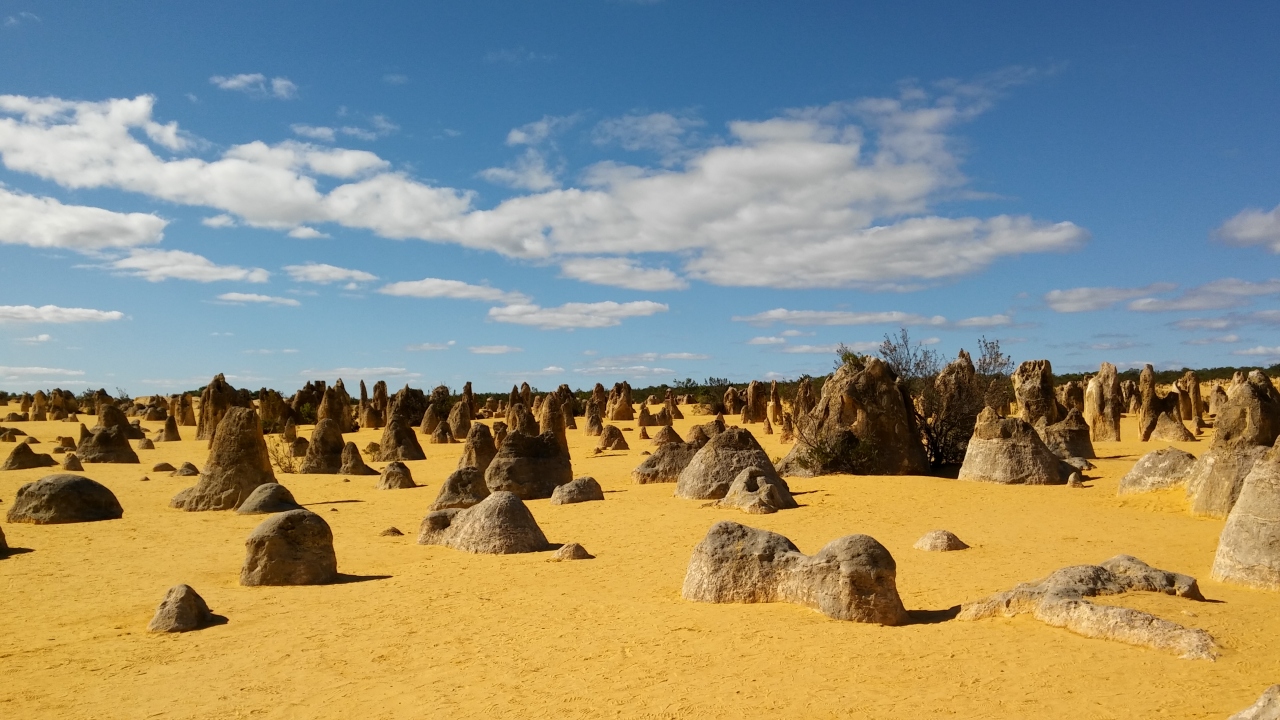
6, 474, 123, 524
1230, 686, 1280, 720
1212, 440, 1280, 590
1, 442, 57, 471
376, 461, 415, 490
236, 483, 303, 515
958, 408, 1064, 485
1118, 448, 1197, 495
631, 442, 700, 484
714, 466, 797, 514
240, 509, 337, 586
676, 427, 780, 500
484, 430, 572, 500
417, 491, 549, 554
430, 466, 490, 510
550, 476, 604, 505
147, 584, 215, 632
913, 530, 969, 551
172, 407, 275, 511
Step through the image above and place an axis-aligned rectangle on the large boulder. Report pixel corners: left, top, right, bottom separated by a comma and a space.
298, 419, 344, 474
681, 521, 908, 624
957, 407, 1063, 485
316, 384, 354, 433
457, 423, 497, 474
430, 466, 489, 510
550, 476, 604, 505
1151, 410, 1195, 442
484, 430, 572, 500
377, 461, 415, 490
742, 380, 768, 423
714, 467, 797, 514
1230, 686, 1280, 720
155, 415, 182, 443
1211, 438, 1280, 590
447, 401, 471, 442
776, 357, 927, 476
147, 585, 217, 633
1118, 447, 1197, 495
957, 554, 1214, 660
374, 415, 425, 462
417, 491, 549, 554
196, 374, 251, 442
651, 426, 683, 445
913, 530, 969, 552
632, 442, 700, 484
597, 425, 629, 451
1039, 408, 1096, 460
676, 427, 781, 500
77, 405, 140, 463
1186, 373, 1280, 517
6, 474, 123, 524
1083, 362, 1122, 442
236, 483, 303, 514
1, 443, 57, 470
1215, 371, 1280, 448
172, 407, 275, 511
1012, 359, 1062, 426
240, 509, 338, 586
605, 382, 635, 422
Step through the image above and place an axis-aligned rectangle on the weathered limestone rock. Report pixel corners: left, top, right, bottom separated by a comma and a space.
651, 425, 683, 445
1212, 439, 1280, 590
377, 461, 415, 490
240, 509, 337, 586
1229, 686, 1280, 720
173, 407, 276, 511
339, 442, 377, 476
456, 423, 497, 475
550, 476, 604, 505
957, 555, 1215, 660
1138, 364, 1180, 441
152, 462, 175, 472
605, 382, 635, 422
637, 404, 655, 427
61, 454, 83, 471
1118, 447, 1197, 495
632, 442, 700, 484
448, 401, 472, 442
1083, 362, 1122, 442
687, 416, 727, 449
723, 386, 743, 415
1151, 410, 1196, 442
505, 403, 539, 436
913, 530, 969, 551
1209, 384, 1229, 416
550, 542, 594, 561
1192, 444, 1270, 517
289, 437, 309, 458
417, 491, 549, 554
374, 415, 426, 462
430, 466, 489, 510
768, 381, 784, 424
714, 467, 797, 514
316, 383, 354, 433
196, 374, 251, 443
1186, 374, 1280, 517
147, 585, 216, 633
6, 474, 123, 524
172, 461, 198, 476
1039, 408, 1096, 460
156, 415, 182, 443
430, 423, 454, 444
136, 438, 155, 450
77, 405, 140, 464
777, 356, 928, 477
676, 427, 782, 500
958, 408, 1064, 485
742, 380, 768, 423
1012, 359, 1062, 426
682, 521, 908, 624
484, 430, 573, 499
597, 425, 629, 451
584, 400, 603, 437
1, 443, 57, 471
298, 419, 344, 474
235, 483, 303, 515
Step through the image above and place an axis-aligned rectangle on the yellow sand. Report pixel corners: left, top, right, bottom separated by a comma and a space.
2, 409, 1278, 719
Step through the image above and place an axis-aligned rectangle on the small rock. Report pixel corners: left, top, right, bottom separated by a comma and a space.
140, 476, 151, 482
380, 527, 404, 537
147, 584, 215, 633
913, 530, 969, 552
550, 542, 594, 561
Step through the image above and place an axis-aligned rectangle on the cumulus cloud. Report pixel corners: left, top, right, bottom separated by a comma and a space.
1173, 309, 1280, 331
748, 336, 787, 345
559, 257, 687, 290
592, 112, 704, 165
0, 187, 165, 251
377, 278, 529, 304
1183, 334, 1240, 346
955, 314, 1012, 327
291, 124, 336, 142
1128, 278, 1280, 312
211, 73, 297, 99
0, 304, 124, 323
109, 249, 269, 283
1217, 203, 1280, 253
202, 214, 236, 228
733, 308, 947, 327
0, 79, 1086, 289
1043, 283, 1177, 313
0, 365, 83, 380
17, 333, 50, 343
469, 345, 522, 354
284, 262, 377, 284
780, 344, 841, 354
488, 300, 669, 329
216, 292, 300, 306
287, 226, 328, 239
406, 341, 456, 351
1233, 346, 1280, 358
479, 148, 560, 191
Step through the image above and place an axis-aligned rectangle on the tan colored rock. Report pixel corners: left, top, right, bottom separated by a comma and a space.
913, 530, 968, 551
1118, 447, 1197, 495
1083, 362, 1122, 442
1212, 439, 1280, 590
676, 427, 782, 500
484, 430, 572, 500
339, 442, 377, 475
417, 491, 549, 554
172, 407, 276, 511
681, 521, 908, 625
550, 476, 604, 505
958, 554, 1213, 660
236, 483, 302, 515
550, 543, 594, 561
1, 442, 57, 471
958, 408, 1063, 485
377, 461, 415, 490
1012, 359, 1062, 426
1229, 685, 1280, 720
1039, 408, 1096, 460
1151, 410, 1195, 442
298, 419, 344, 474
632, 442, 699, 484
147, 585, 216, 633
430, 466, 489, 510
597, 425, 629, 451
6, 474, 123, 524
240, 509, 337, 586
714, 467, 796, 514
196, 374, 251, 443
457, 423, 497, 474
375, 415, 425, 461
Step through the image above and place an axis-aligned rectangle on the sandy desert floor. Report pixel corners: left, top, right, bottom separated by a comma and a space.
1, 408, 1277, 719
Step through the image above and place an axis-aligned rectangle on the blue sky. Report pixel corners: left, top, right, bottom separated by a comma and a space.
1, 1, 1278, 394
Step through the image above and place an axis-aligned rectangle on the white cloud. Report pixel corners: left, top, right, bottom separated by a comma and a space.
216, 292, 300, 306
383, 74, 409, 85
4, 12, 40, 27
559, 257, 688, 290
1044, 283, 1177, 313
0, 365, 83, 379
0, 81, 1085, 289
0, 187, 165, 251
287, 226, 329, 239
780, 329, 810, 337
593, 352, 708, 365
1128, 278, 1280, 312
733, 308, 947, 326
202, 214, 236, 228
1233, 346, 1280, 358
593, 112, 705, 165
210, 74, 297, 99
506, 114, 579, 146
406, 341, 456, 351
109, 248, 269, 283
488, 300, 669, 329
17, 333, 51, 343
284, 262, 377, 284
299, 366, 420, 379
484, 47, 554, 65
1183, 334, 1240, 346
377, 277, 529, 304
780, 344, 841, 354
573, 364, 675, 376
469, 345, 522, 354
1217, 204, 1280, 253
479, 148, 560, 191
0, 305, 124, 323
291, 124, 336, 142
955, 314, 1012, 327
748, 336, 787, 345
